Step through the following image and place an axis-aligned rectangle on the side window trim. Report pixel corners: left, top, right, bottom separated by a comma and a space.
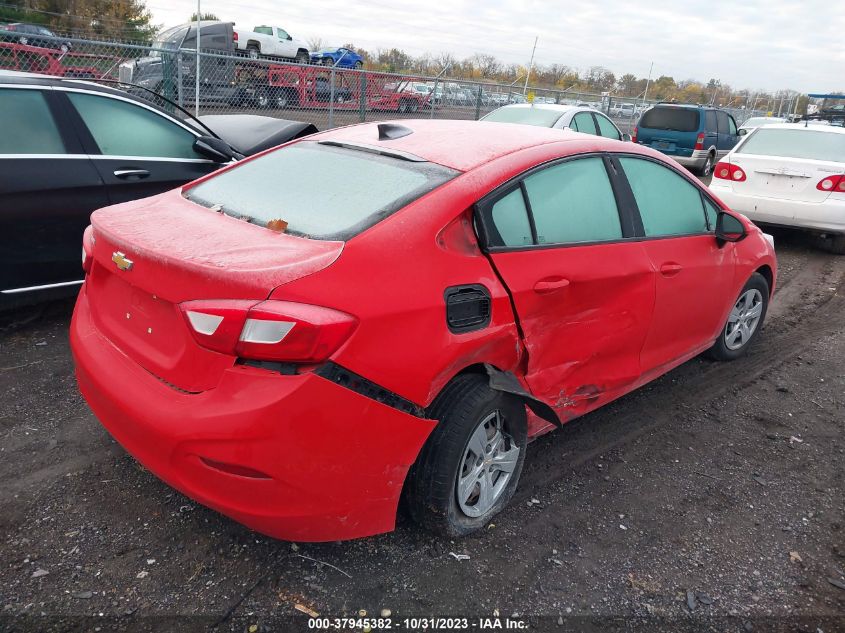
475, 152, 630, 252
614, 153, 711, 239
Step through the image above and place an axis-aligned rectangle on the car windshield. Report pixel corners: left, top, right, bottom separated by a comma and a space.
185, 142, 459, 240
482, 107, 564, 127
736, 128, 845, 162
150, 25, 188, 56
640, 107, 700, 132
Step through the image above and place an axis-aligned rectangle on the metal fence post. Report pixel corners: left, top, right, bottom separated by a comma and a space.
359, 72, 367, 123
474, 86, 483, 120
176, 50, 184, 108
328, 66, 335, 129
430, 78, 439, 119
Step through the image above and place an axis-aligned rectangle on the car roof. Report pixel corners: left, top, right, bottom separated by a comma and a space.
0, 70, 178, 111
750, 122, 845, 135
491, 103, 583, 114
309, 118, 637, 172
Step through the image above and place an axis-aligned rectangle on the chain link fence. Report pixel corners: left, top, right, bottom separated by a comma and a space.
0, 28, 765, 135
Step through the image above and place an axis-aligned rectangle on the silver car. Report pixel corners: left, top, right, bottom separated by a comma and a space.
480, 103, 630, 141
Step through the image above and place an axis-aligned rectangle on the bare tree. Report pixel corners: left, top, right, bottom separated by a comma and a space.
469, 53, 500, 79
307, 36, 324, 51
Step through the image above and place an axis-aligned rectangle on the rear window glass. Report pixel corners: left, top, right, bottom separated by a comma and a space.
640, 107, 700, 132
482, 107, 564, 127
185, 142, 458, 240
736, 128, 845, 162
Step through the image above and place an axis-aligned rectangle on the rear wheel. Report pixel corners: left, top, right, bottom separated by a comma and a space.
295, 50, 309, 65
814, 234, 845, 255
698, 152, 714, 177
706, 273, 769, 361
254, 87, 270, 109
398, 99, 410, 113
246, 45, 260, 60
354, 60, 363, 69
405, 374, 527, 537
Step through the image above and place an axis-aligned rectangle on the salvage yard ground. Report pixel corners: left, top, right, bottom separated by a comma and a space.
1, 227, 843, 632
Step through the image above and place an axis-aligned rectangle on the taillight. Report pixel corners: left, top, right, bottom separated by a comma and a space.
232, 31, 238, 42
180, 300, 357, 363
82, 225, 94, 273
631, 126, 638, 143
694, 132, 705, 150
714, 161, 746, 182
816, 174, 845, 192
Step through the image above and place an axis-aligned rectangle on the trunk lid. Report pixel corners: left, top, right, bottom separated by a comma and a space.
87, 190, 343, 392
728, 154, 842, 203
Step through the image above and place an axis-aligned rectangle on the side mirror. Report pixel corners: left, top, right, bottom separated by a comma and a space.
193, 136, 239, 162
738, 128, 748, 136
715, 211, 747, 246
621, 132, 632, 142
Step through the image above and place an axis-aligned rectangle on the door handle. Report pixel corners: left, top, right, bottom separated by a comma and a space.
533, 277, 570, 293
659, 262, 683, 277
113, 169, 150, 180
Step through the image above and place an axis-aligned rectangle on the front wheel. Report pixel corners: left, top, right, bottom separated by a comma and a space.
405, 374, 527, 537
706, 272, 769, 361
354, 60, 363, 69
295, 50, 309, 65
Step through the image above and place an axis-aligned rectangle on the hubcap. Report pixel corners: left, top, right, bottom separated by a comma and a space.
725, 288, 763, 350
455, 410, 520, 518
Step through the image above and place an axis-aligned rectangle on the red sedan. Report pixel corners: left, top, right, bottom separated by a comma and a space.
71, 119, 777, 541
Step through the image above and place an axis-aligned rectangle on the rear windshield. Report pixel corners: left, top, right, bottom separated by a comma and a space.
737, 128, 845, 162
185, 142, 458, 240
640, 107, 700, 132
742, 117, 783, 128
482, 107, 564, 127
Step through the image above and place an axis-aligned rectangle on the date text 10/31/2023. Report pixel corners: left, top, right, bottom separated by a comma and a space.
307, 616, 529, 630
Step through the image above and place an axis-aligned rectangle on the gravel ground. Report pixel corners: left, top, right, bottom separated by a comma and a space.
1, 228, 843, 633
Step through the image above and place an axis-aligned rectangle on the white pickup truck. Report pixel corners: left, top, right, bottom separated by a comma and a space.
233, 25, 310, 63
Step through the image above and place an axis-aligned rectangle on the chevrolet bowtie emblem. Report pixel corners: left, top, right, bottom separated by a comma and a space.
111, 251, 134, 271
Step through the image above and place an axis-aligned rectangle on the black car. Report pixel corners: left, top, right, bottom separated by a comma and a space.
0, 71, 317, 309
1, 23, 71, 52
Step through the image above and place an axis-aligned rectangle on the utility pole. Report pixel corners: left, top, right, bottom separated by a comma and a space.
522, 36, 538, 96
640, 61, 653, 110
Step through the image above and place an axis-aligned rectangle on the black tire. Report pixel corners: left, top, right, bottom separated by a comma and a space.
354, 60, 363, 69
321, 57, 333, 66
813, 234, 845, 255
398, 99, 409, 114
698, 152, 714, 177
295, 50, 309, 65
409, 100, 419, 113
254, 87, 271, 109
706, 272, 769, 361
272, 88, 296, 109
246, 45, 260, 59
405, 374, 527, 537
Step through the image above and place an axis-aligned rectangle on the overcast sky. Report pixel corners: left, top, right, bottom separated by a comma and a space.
144, 0, 844, 93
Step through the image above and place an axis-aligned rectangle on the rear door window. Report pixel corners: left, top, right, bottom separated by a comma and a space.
488, 188, 533, 247
571, 112, 597, 135
522, 157, 622, 244
185, 142, 459, 240
716, 111, 729, 135
0, 88, 66, 154
640, 107, 700, 132
705, 111, 717, 133
619, 157, 708, 237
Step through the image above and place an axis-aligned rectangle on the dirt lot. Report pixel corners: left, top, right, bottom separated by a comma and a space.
1, 228, 843, 633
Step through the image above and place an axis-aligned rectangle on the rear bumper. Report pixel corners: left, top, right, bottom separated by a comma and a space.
670, 149, 710, 169
70, 285, 436, 542
710, 184, 845, 234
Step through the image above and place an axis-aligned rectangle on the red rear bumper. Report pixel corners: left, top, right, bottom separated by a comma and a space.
70, 286, 436, 542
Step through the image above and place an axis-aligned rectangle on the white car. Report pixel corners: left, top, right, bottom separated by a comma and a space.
233, 25, 309, 63
709, 123, 845, 253
480, 103, 629, 141
610, 102, 636, 118
738, 116, 785, 135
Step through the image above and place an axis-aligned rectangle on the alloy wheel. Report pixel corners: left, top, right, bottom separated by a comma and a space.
455, 410, 520, 518
724, 288, 763, 350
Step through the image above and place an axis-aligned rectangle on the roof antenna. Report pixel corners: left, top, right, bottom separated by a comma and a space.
377, 123, 413, 140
